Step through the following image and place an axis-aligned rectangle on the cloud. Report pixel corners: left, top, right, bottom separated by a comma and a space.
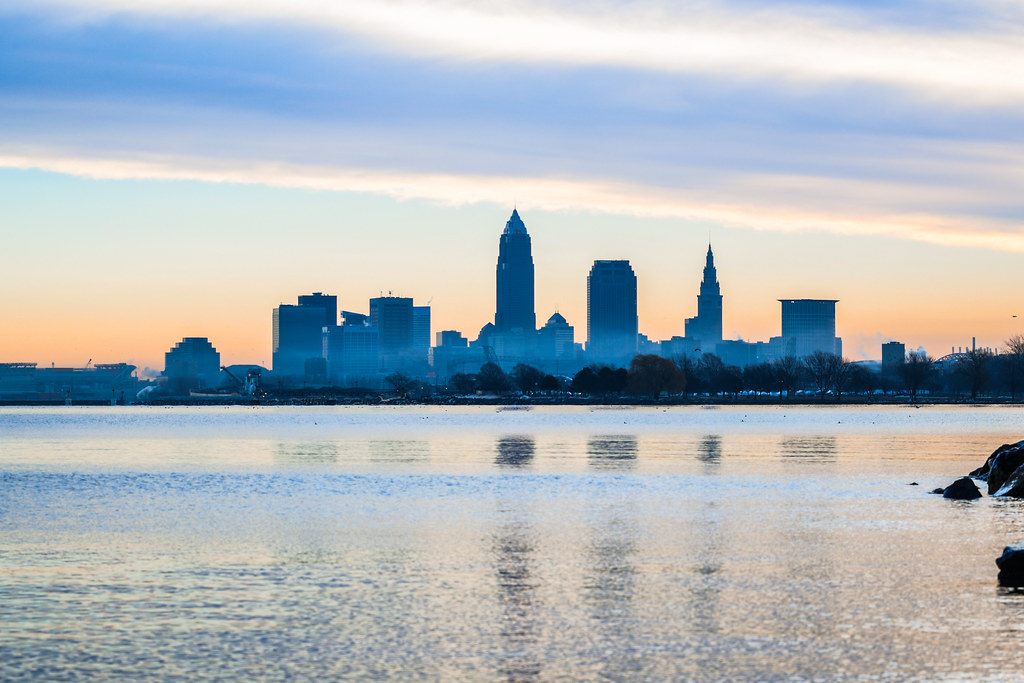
4, 145, 1023, 253
13, 0, 1024, 107
3, 1, 1022, 256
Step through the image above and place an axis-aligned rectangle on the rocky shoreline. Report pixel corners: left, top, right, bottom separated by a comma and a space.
933, 440, 1024, 587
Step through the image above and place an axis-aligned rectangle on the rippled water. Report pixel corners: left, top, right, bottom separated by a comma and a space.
3, 405, 1024, 680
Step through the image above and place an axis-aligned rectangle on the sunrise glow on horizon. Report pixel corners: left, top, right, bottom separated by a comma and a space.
3, 0, 1023, 371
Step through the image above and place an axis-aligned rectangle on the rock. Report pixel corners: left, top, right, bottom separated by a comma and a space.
930, 488, 945, 495
996, 545, 1024, 587
909, 482, 919, 486
971, 441, 1024, 493
994, 465, 1024, 498
970, 441, 1023, 478
942, 477, 981, 500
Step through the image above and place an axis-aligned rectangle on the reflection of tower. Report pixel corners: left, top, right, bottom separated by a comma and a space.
698, 435, 722, 474
495, 209, 536, 333
587, 436, 638, 471
685, 245, 723, 346
491, 513, 541, 680
273, 441, 339, 465
583, 451, 638, 678
496, 436, 535, 469
779, 436, 838, 462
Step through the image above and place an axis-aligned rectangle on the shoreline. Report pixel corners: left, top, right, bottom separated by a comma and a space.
4, 395, 1023, 407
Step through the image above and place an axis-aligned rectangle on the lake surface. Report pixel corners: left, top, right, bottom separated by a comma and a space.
2, 405, 1024, 680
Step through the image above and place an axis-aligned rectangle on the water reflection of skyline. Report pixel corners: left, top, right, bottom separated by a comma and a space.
273, 441, 339, 465
491, 510, 542, 681
587, 436, 638, 472
584, 506, 638, 678
780, 436, 838, 462
496, 436, 535, 469
368, 439, 431, 464
698, 435, 722, 474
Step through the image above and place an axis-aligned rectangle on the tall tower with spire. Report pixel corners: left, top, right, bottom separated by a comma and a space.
494, 208, 536, 333
684, 244, 723, 346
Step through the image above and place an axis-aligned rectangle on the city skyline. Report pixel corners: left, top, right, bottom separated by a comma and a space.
1, 202, 1019, 372
3, 1, 1024, 370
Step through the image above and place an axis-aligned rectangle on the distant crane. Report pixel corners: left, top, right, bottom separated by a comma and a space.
221, 366, 264, 398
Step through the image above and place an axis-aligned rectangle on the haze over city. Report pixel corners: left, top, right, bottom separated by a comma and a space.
2, 0, 1023, 370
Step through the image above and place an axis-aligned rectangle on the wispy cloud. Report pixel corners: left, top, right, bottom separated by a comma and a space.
3, 1, 1022, 255
4, 146, 1022, 253
16, 0, 1024, 106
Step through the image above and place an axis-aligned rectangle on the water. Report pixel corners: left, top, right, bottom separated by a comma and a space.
2, 405, 1024, 680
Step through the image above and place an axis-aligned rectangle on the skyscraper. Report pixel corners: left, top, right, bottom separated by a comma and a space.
771, 299, 842, 358
323, 311, 380, 387
684, 244, 723, 346
495, 209, 536, 333
413, 305, 431, 357
587, 260, 638, 363
369, 296, 413, 361
273, 293, 336, 380
297, 292, 337, 327
164, 337, 221, 393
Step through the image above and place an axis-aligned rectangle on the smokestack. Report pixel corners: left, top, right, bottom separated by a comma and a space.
973, 337, 976, 352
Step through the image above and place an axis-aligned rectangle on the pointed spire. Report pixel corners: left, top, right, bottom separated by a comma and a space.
504, 208, 527, 235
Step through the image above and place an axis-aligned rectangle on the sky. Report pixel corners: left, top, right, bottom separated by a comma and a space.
2, 0, 1023, 371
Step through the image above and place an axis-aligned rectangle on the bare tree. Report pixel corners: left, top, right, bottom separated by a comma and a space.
803, 351, 855, 401
956, 348, 994, 400
451, 372, 477, 394
804, 351, 836, 398
628, 354, 685, 399
1005, 335, 1024, 401
771, 356, 802, 399
538, 374, 561, 393
743, 362, 774, 395
477, 362, 511, 393
511, 363, 544, 394
673, 354, 699, 398
901, 351, 934, 402
846, 363, 877, 397
385, 371, 416, 396
832, 357, 855, 401
698, 353, 725, 396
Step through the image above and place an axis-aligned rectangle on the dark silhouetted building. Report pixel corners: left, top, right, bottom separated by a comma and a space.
413, 305, 431, 358
684, 244, 723, 347
495, 209, 535, 333
0, 362, 142, 403
370, 296, 429, 371
587, 260, 638, 364
165, 337, 220, 393
273, 293, 336, 381
769, 299, 842, 358
297, 292, 337, 328
323, 310, 380, 387
430, 330, 485, 384
538, 312, 575, 360
882, 341, 905, 372
435, 330, 468, 348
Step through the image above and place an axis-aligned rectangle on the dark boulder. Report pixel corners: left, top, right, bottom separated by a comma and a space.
930, 487, 945, 495
971, 441, 1024, 493
970, 441, 1023, 478
942, 477, 981, 500
996, 545, 1024, 587
994, 466, 1024, 498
